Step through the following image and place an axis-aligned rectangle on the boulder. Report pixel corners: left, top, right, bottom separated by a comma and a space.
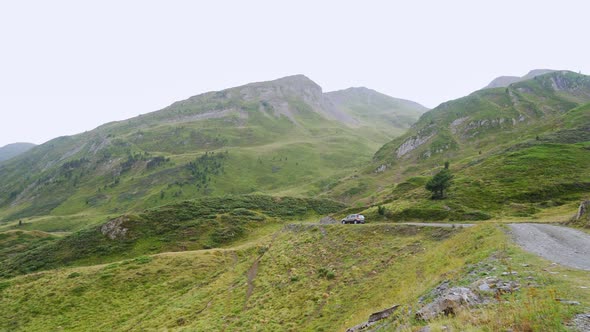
416, 287, 483, 320
100, 216, 130, 240
572, 200, 590, 225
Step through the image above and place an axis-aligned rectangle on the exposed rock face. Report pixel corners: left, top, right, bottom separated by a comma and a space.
396, 131, 436, 158
450, 117, 469, 134
100, 216, 130, 240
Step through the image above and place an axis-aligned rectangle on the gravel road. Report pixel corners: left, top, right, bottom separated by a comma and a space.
509, 223, 590, 271
399, 222, 474, 228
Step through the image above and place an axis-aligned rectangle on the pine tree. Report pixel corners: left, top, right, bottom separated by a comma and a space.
425, 169, 454, 199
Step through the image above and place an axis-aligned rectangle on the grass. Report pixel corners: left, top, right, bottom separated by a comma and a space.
329, 125, 590, 222
0, 79, 418, 222
0, 224, 460, 331
0, 195, 345, 277
329, 72, 590, 219
2, 223, 586, 331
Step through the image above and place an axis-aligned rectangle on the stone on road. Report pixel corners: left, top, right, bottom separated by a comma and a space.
509, 223, 590, 271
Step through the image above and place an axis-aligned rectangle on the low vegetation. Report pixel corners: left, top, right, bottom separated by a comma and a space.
0, 195, 345, 277
1, 224, 587, 331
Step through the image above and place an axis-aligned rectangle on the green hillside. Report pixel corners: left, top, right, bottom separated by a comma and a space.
325, 71, 590, 220
1, 71, 590, 331
0, 75, 424, 222
0, 195, 345, 277
1, 223, 587, 331
0, 142, 35, 163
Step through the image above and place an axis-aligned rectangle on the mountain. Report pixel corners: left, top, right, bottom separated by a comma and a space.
483, 69, 556, 89
0, 75, 423, 221
1, 72, 588, 332
375, 71, 590, 165
325, 87, 427, 141
0, 143, 35, 163
326, 71, 590, 219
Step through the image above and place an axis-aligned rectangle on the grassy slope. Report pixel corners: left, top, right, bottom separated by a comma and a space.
324, 73, 590, 220
0, 78, 420, 223
0, 195, 345, 277
1, 224, 587, 331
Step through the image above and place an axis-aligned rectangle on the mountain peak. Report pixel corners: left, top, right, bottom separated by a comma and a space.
484, 69, 558, 89
242, 74, 322, 95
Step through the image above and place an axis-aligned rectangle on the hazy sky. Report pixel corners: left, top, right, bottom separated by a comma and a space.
1, 0, 589, 146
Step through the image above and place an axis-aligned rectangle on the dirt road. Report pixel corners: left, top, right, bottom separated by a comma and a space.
399, 222, 474, 228
509, 223, 590, 271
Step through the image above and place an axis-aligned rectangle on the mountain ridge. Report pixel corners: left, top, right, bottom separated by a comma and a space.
0, 75, 424, 221
0, 142, 36, 163
483, 68, 557, 89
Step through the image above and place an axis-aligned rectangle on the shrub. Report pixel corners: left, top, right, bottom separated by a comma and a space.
425, 169, 454, 199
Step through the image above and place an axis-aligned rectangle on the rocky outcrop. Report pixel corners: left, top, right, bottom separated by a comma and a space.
416, 287, 482, 320
396, 131, 435, 158
450, 117, 469, 134
100, 216, 130, 240
472, 277, 520, 294
573, 200, 590, 221
345, 304, 400, 332
416, 277, 519, 321
375, 164, 387, 173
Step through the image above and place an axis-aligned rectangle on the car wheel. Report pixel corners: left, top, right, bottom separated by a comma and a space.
354, 220, 358, 224
342, 220, 346, 224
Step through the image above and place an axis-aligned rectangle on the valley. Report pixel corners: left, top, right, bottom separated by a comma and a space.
1, 71, 589, 331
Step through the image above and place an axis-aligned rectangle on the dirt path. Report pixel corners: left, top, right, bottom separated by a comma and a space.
509, 223, 590, 271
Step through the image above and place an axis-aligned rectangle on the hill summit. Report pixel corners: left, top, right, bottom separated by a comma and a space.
483, 69, 557, 89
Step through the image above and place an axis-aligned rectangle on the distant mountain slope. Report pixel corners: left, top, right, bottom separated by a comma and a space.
326, 87, 428, 140
0, 143, 35, 163
483, 69, 556, 89
0, 75, 421, 221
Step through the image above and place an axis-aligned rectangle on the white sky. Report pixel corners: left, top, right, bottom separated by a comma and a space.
1, 0, 589, 146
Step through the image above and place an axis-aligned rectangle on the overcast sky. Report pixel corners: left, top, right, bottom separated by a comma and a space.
1, 0, 589, 147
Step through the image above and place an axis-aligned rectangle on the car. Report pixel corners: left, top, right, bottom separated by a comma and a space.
341, 214, 365, 224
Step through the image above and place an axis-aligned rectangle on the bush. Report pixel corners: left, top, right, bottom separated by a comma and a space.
318, 267, 335, 279
425, 169, 454, 199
